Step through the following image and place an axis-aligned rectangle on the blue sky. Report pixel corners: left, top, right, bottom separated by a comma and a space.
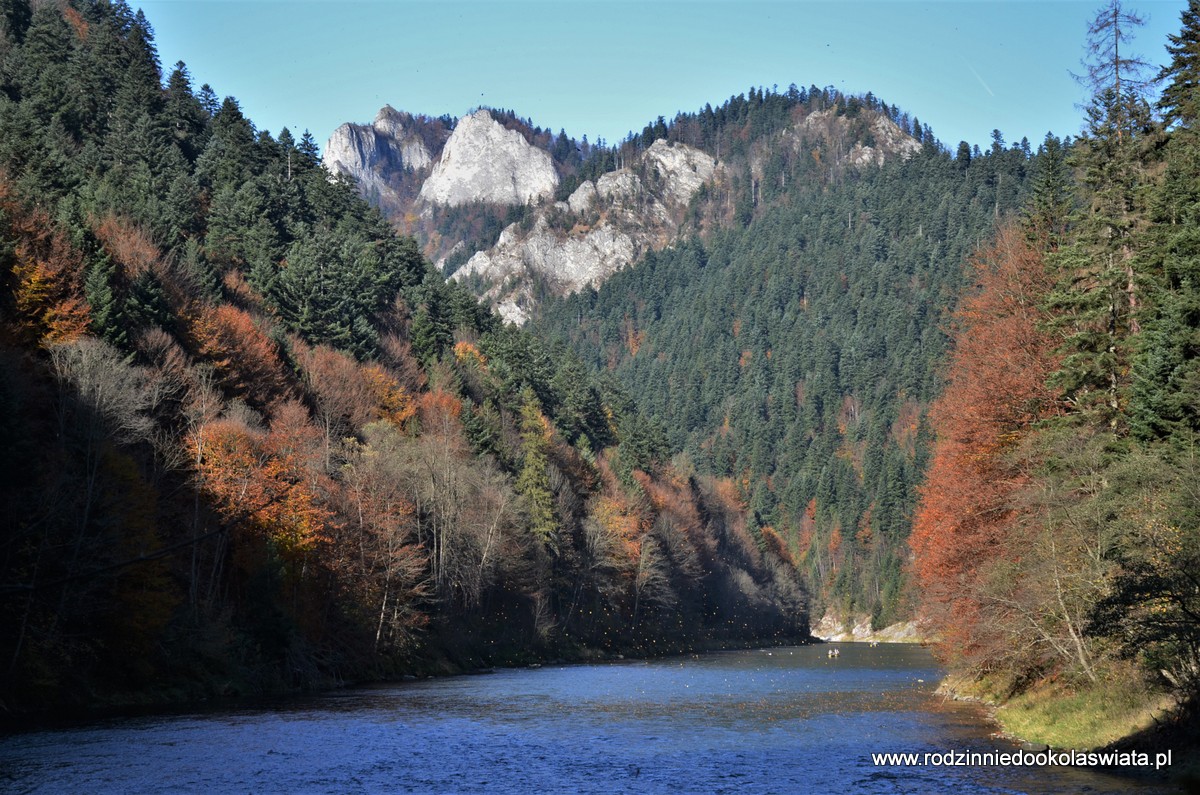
139, 0, 1188, 152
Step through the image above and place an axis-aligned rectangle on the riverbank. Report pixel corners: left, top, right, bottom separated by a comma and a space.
938, 664, 1199, 790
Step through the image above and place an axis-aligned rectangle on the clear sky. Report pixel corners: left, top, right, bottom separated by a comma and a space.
138, 0, 1188, 153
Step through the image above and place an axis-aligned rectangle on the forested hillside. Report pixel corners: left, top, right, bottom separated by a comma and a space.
0, 0, 805, 714
534, 91, 1038, 627
910, 1, 1200, 736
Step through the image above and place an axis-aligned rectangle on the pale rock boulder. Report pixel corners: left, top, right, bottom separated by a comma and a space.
567, 180, 598, 215
846, 115, 922, 167
595, 169, 641, 204
810, 611, 925, 643
419, 109, 559, 207
798, 108, 920, 167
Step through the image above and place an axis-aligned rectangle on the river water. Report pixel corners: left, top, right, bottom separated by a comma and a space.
0, 643, 1178, 793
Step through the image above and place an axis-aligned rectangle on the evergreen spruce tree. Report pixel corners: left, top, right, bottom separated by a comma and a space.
1130, 0, 1200, 437
1046, 2, 1155, 427
83, 255, 126, 348
515, 387, 558, 552
1025, 133, 1075, 245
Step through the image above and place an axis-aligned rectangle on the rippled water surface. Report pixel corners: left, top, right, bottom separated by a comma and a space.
0, 644, 1178, 793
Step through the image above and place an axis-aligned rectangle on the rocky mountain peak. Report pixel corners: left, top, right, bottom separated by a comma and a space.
323, 106, 438, 204
417, 109, 559, 208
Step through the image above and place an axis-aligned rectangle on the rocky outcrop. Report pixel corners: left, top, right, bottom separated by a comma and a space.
455, 218, 639, 324
323, 106, 437, 204
797, 108, 921, 167
418, 109, 559, 207
369, 106, 434, 170
642, 138, 717, 205
811, 611, 926, 643
451, 140, 718, 324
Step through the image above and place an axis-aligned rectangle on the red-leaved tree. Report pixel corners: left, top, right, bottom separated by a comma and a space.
910, 224, 1062, 666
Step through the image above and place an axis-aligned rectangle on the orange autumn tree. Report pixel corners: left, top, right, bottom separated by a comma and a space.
910, 224, 1062, 664
188, 303, 291, 409
362, 363, 416, 428
5, 199, 91, 344
192, 411, 330, 564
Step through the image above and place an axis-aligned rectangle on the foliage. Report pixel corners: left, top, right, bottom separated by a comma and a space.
535, 119, 1035, 622
0, 0, 806, 714
908, 0, 1200, 718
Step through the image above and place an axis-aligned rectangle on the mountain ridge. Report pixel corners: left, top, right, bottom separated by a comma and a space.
326, 92, 925, 321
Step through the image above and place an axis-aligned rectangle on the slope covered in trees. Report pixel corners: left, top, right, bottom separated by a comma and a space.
0, 0, 806, 714
533, 95, 1037, 627
911, 0, 1200, 741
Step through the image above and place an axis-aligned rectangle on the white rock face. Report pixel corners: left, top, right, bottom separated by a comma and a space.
642, 139, 716, 206
418, 109, 559, 207
811, 611, 925, 643
567, 180, 598, 215
372, 106, 432, 170
455, 218, 639, 323
452, 140, 718, 323
596, 169, 641, 204
322, 105, 434, 203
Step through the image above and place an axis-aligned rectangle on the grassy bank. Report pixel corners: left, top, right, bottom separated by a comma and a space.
940, 661, 1200, 790
943, 662, 1174, 750
996, 678, 1173, 751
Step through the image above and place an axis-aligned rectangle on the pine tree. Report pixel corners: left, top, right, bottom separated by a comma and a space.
164, 61, 208, 162
1077, 0, 1154, 142
83, 255, 126, 348
1046, 2, 1156, 427
1130, 0, 1200, 437
1025, 133, 1075, 244
1159, 1, 1200, 128
515, 387, 558, 552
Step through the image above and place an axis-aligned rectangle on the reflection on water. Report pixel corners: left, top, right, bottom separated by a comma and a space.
0, 644, 1179, 794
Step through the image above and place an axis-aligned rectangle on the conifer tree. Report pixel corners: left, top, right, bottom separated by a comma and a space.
1047, 1, 1155, 426
83, 255, 126, 348
1130, 0, 1200, 437
516, 387, 558, 551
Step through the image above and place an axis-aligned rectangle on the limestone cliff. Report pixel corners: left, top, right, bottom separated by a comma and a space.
323, 99, 917, 325
418, 109, 559, 207
452, 140, 717, 324
322, 106, 444, 206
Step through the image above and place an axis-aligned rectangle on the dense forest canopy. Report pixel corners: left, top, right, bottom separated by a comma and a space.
534, 84, 1037, 627
2, 0, 1197, 737
0, 0, 805, 713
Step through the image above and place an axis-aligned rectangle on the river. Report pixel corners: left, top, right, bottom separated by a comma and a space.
0, 643, 1178, 793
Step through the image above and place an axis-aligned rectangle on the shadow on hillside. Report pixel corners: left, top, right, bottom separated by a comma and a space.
1105, 695, 1200, 794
